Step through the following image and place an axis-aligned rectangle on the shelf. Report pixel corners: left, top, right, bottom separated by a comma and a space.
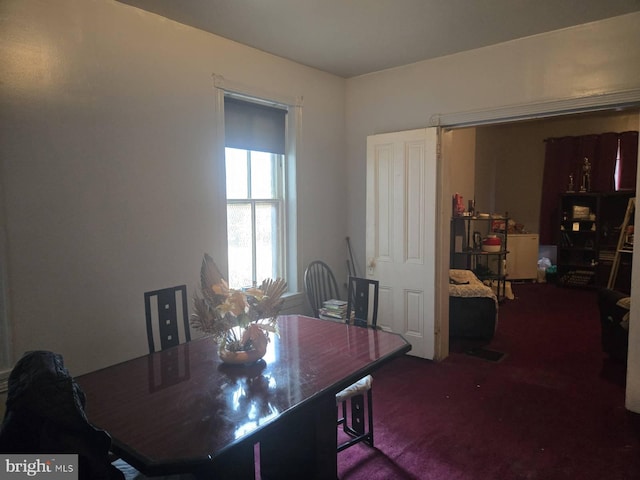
559, 262, 597, 269
450, 215, 509, 302
562, 219, 596, 231
558, 192, 635, 290
452, 215, 507, 221
559, 269, 596, 287
454, 249, 508, 255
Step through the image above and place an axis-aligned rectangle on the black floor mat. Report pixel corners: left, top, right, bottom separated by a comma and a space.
464, 347, 506, 362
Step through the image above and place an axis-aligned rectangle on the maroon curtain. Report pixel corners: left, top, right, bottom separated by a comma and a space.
538, 131, 638, 245
539, 136, 579, 245
618, 131, 639, 190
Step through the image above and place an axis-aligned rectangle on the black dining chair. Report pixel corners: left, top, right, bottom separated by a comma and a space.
337, 276, 380, 453
303, 260, 341, 318
346, 276, 380, 328
144, 285, 190, 354
0, 351, 125, 480
303, 263, 380, 452
131, 286, 195, 478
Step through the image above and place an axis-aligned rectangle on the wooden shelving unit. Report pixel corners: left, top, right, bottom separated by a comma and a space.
557, 191, 635, 290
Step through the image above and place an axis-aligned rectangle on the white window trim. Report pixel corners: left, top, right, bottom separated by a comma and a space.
212, 74, 303, 296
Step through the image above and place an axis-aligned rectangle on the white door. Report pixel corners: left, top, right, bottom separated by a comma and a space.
366, 128, 438, 359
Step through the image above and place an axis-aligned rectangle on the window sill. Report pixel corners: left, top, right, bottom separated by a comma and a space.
281, 291, 307, 315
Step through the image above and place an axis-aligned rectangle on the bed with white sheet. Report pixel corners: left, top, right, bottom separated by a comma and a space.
449, 269, 498, 341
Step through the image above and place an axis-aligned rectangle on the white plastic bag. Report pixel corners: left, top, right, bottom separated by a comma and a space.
537, 257, 552, 283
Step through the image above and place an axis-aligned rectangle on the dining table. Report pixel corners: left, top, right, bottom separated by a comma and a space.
76, 314, 411, 480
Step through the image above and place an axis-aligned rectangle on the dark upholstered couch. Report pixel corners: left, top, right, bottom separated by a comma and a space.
597, 288, 631, 364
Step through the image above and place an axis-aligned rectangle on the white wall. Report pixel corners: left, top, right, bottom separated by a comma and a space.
0, 0, 347, 375
444, 128, 476, 209
345, 13, 640, 410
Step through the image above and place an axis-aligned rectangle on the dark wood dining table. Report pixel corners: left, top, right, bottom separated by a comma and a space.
76, 314, 411, 480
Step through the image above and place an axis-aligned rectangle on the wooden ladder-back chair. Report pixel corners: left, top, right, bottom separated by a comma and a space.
337, 276, 380, 453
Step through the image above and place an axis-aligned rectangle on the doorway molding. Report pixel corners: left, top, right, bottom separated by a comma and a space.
433, 88, 640, 365
430, 87, 640, 129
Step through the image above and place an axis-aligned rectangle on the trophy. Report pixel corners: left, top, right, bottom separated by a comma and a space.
580, 157, 591, 192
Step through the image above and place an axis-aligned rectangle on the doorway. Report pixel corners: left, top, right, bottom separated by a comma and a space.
439, 107, 640, 359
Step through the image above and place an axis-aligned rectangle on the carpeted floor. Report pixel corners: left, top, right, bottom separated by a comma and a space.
337, 283, 640, 480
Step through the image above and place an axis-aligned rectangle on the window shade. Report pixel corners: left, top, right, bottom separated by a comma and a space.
224, 97, 286, 155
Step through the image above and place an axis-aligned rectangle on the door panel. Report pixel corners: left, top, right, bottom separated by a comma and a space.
406, 142, 425, 263
405, 289, 424, 336
373, 143, 393, 261
366, 128, 438, 359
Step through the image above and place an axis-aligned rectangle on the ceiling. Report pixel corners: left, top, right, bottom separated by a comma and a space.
117, 0, 640, 78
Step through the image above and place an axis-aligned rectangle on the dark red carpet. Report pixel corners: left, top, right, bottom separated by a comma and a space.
337, 283, 640, 480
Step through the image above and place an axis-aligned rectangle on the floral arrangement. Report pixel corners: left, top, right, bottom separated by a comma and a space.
190, 253, 287, 353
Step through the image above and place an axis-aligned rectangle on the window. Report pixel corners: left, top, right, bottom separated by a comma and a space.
224, 96, 288, 289
226, 148, 285, 288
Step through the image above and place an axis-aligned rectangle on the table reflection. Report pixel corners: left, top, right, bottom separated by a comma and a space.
216, 360, 280, 439
147, 343, 191, 392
